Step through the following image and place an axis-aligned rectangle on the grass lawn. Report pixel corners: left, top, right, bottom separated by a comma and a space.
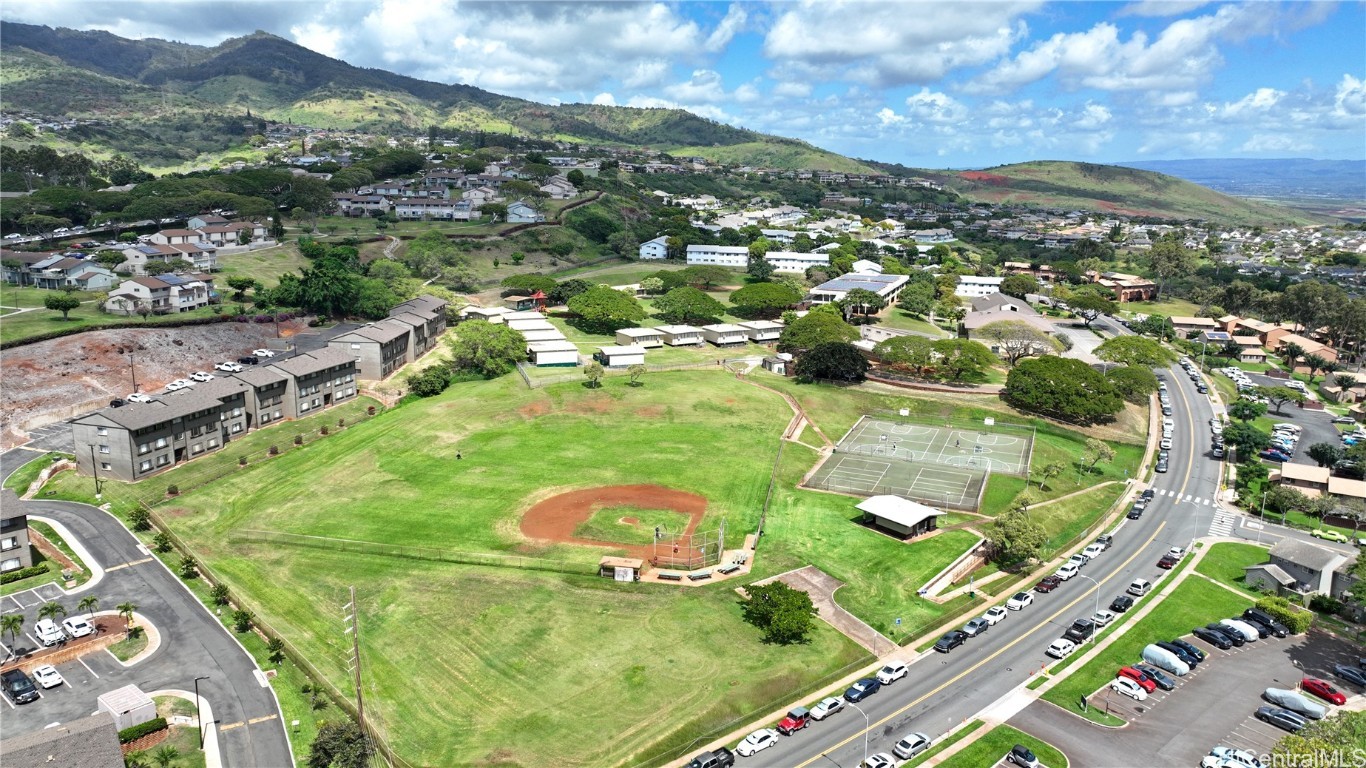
875, 310, 949, 338
1122, 297, 1201, 319
1041, 575, 1252, 724
0, 283, 224, 345
899, 720, 985, 768
1194, 542, 1270, 597
934, 724, 1068, 768
214, 243, 312, 288
573, 506, 693, 546
2, 452, 68, 493
107, 630, 148, 662
129, 725, 206, 768
0, 548, 65, 596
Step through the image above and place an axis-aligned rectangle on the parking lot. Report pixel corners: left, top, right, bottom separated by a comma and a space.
1011, 630, 1362, 768
1216, 369, 1343, 467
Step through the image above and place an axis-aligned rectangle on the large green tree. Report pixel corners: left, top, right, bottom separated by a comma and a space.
307, 720, 372, 768
566, 285, 646, 333
999, 274, 1038, 299
652, 287, 726, 325
1094, 336, 1176, 368
446, 322, 527, 378
1004, 356, 1124, 424
1105, 365, 1159, 404
43, 292, 81, 320
932, 339, 997, 382
976, 320, 1060, 366
874, 335, 935, 374
1069, 291, 1117, 328
990, 506, 1048, 565
794, 342, 869, 383
1258, 385, 1305, 414
729, 282, 802, 318
740, 582, 818, 645
1273, 711, 1366, 764
896, 282, 936, 318
777, 311, 858, 353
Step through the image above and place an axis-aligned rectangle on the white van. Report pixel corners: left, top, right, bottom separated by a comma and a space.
1127, 579, 1153, 597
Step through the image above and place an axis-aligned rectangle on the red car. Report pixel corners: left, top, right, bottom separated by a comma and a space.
1301, 677, 1346, 705
1035, 576, 1062, 593
1117, 666, 1157, 693
1157, 555, 1180, 569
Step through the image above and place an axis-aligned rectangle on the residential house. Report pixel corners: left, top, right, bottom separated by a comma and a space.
506, 201, 544, 223
701, 323, 749, 346
333, 194, 390, 217
954, 275, 1005, 298
28, 257, 118, 291
328, 319, 414, 380
1, 490, 33, 573
961, 310, 1058, 354
1169, 316, 1219, 339
197, 222, 268, 246
615, 328, 663, 348
1094, 272, 1157, 302
233, 366, 290, 429
148, 229, 205, 246
639, 236, 670, 260
764, 250, 829, 273
463, 186, 501, 205
970, 293, 1034, 314
120, 242, 215, 274
1270, 332, 1339, 364
1243, 539, 1356, 600
0, 249, 57, 285
394, 198, 466, 221
595, 345, 646, 367
388, 295, 448, 357
912, 228, 954, 244
1278, 463, 1330, 496
186, 214, 229, 230
105, 273, 214, 315
809, 273, 909, 306
267, 348, 359, 418
1231, 336, 1267, 363
655, 324, 704, 346
538, 176, 577, 199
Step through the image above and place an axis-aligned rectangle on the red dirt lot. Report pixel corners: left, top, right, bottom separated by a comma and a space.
520, 485, 707, 560
0, 321, 306, 449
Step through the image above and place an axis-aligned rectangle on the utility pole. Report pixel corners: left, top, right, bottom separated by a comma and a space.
345, 586, 365, 732
88, 444, 102, 499
128, 352, 139, 393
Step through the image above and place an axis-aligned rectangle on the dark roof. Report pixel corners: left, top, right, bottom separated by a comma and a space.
0, 712, 124, 768
334, 319, 412, 344
1269, 539, 1351, 574
393, 295, 448, 315
267, 347, 356, 377
180, 375, 251, 401
970, 293, 1036, 314
77, 391, 220, 431
1, 488, 25, 522
233, 367, 289, 388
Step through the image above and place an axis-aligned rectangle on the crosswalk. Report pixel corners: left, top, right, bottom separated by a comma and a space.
1208, 511, 1238, 536
1151, 488, 1213, 506
1149, 488, 1241, 536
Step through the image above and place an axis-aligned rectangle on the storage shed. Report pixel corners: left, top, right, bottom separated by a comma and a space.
595, 345, 646, 367
701, 323, 749, 347
96, 685, 156, 732
615, 327, 664, 348
737, 320, 783, 343
655, 324, 704, 346
854, 496, 944, 539
528, 340, 579, 367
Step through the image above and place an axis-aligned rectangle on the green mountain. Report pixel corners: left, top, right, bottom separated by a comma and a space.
0, 22, 871, 173
933, 161, 1328, 226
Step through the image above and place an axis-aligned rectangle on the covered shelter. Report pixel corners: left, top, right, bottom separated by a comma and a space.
855, 495, 945, 539
599, 555, 644, 581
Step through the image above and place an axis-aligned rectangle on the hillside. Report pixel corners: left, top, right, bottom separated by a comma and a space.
941, 161, 1327, 226
0, 22, 870, 173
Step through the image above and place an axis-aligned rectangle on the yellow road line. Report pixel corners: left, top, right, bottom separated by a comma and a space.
105, 557, 153, 572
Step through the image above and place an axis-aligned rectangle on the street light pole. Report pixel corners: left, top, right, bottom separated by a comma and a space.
193, 676, 210, 748
1258, 490, 1267, 546
848, 701, 871, 767
1078, 574, 1100, 639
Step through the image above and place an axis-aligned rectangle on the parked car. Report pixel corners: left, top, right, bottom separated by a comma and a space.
1068, 553, 1089, 568
736, 729, 779, 758
216, 362, 244, 373
961, 618, 990, 638
1110, 595, 1135, 613
1135, 664, 1176, 691
982, 606, 1008, 625
1140, 490, 1155, 500
810, 697, 844, 720
1056, 563, 1080, 581
127, 393, 153, 403
1264, 688, 1326, 719
776, 707, 811, 735
62, 616, 94, 638
1092, 609, 1116, 628
1242, 608, 1290, 637
1096, 533, 1115, 549
237, 356, 260, 365
1206, 623, 1245, 647
686, 747, 735, 768
1082, 543, 1105, 560
34, 618, 64, 647
1156, 459, 1169, 473
189, 371, 215, 382
1035, 576, 1062, 593
30, 664, 63, 690
1168, 638, 1207, 663
164, 379, 194, 392
1117, 666, 1158, 693
1008, 744, 1041, 767
892, 733, 932, 760
844, 678, 882, 702
1255, 705, 1308, 732
1334, 664, 1366, 687
1, 669, 39, 704
876, 660, 909, 684
1127, 505, 1145, 520
1111, 676, 1149, 701
1156, 640, 1201, 667
1192, 626, 1233, 650
252, 348, 276, 357
862, 754, 896, 768
1160, 437, 1173, 450
1127, 579, 1153, 597
1142, 643, 1191, 676
1046, 638, 1077, 659
1007, 592, 1034, 611
1158, 554, 1180, 569
1207, 746, 1265, 768
934, 631, 968, 653
1064, 618, 1096, 643
1301, 677, 1346, 706
1221, 618, 1262, 641
1311, 528, 1350, 543
1259, 449, 1291, 462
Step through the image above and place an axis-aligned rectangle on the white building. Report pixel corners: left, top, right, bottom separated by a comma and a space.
615, 328, 663, 348
701, 323, 749, 346
595, 345, 646, 367
528, 340, 579, 367
954, 275, 1006, 298
639, 236, 670, 260
737, 320, 783, 343
686, 244, 748, 268
765, 250, 829, 273
808, 273, 910, 306
655, 325, 704, 346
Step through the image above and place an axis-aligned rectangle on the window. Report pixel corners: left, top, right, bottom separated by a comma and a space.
155, 437, 168, 448
1, 558, 19, 572
208, 438, 218, 448
300, 402, 311, 413
351, 343, 360, 349
1, 537, 17, 551
312, 398, 321, 408
101, 462, 111, 471
97, 428, 108, 436
260, 414, 271, 425
273, 410, 282, 419
233, 408, 242, 417
156, 455, 170, 466
98, 444, 110, 454
139, 460, 152, 472
232, 424, 242, 433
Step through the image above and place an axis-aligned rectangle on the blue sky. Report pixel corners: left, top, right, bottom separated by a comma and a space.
3, 1, 1363, 168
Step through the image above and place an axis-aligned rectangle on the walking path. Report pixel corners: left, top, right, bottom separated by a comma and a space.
751, 565, 895, 656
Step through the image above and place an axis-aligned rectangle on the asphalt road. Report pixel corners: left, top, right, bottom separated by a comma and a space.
729, 352, 1226, 767
0, 448, 295, 768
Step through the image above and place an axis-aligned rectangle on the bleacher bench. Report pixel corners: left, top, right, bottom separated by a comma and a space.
717, 563, 741, 575
657, 572, 683, 581
687, 571, 713, 581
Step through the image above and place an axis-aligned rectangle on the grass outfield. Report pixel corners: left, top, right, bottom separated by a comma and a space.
1041, 575, 1252, 723
574, 505, 693, 546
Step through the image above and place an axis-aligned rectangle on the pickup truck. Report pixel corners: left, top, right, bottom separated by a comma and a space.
686, 747, 735, 768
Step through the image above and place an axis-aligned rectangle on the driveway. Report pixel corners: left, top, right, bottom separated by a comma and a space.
1008, 630, 1363, 768
0, 449, 294, 768
1051, 321, 1104, 365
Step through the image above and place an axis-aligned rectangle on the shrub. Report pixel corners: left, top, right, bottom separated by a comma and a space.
367, 406, 376, 415
118, 717, 168, 744
211, 583, 230, 606
1309, 594, 1345, 616
338, 418, 345, 427
152, 532, 173, 553
165, 485, 178, 497
1256, 595, 1314, 634
294, 435, 303, 445
232, 609, 254, 633
178, 555, 197, 579
129, 507, 152, 530
0, 564, 50, 584
269, 445, 279, 456
320, 425, 329, 435
239, 456, 248, 466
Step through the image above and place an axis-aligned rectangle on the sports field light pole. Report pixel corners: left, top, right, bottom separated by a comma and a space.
193, 676, 210, 748
848, 701, 871, 767
1077, 575, 1100, 640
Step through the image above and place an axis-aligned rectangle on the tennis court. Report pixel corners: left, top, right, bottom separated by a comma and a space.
802, 416, 1035, 510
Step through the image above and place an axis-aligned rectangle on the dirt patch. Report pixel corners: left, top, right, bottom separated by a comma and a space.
634, 405, 665, 419
518, 401, 551, 419
519, 485, 707, 560
620, 516, 639, 525
564, 397, 615, 415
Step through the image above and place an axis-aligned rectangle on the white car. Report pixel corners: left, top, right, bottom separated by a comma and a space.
1006, 591, 1034, 611
1207, 746, 1266, 768
862, 754, 896, 768
215, 362, 243, 373
1056, 563, 1080, 581
165, 379, 194, 391
61, 616, 94, 638
1092, 609, 1117, 628
736, 728, 780, 757
252, 348, 276, 357
1111, 677, 1149, 701
1167, 547, 1186, 560
810, 696, 844, 720
34, 619, 65, 647
126, 393, 153, 403
1160, 438, 1172, 450
1046, 638, 1077, 659
1082, 543, 1105, 560
876, 660, 909, 685
982, 606, 1008, 625
30, 665, 63, 689
3, 233, 21, 240
189, 371, 215, 382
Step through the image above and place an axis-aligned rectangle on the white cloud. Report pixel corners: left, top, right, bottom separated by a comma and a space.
772, 81, 812, 99
704, 4, 748, 52
1239, 134, 1311, 153
664, 69, 727, 104
1335, 74, 1366, 117
1118, 1, 1213, 17
902, 89, 968, 124
763, 0, 1040, 87
289, 21, 344, 59
1220, 87, 1286, 119
591, 92, 616, 106
1138, 130, 1224, 154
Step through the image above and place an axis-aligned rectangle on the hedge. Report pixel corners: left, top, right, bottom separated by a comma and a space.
1256, 595, 1315, 634
118, 717, 168, 743
0, 564, 49, 584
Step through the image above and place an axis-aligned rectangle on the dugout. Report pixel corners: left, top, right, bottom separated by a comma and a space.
855, 495, 945, 539
599, 556, 644, 582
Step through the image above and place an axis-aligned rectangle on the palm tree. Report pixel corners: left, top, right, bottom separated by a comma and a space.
36, 602, 66, 623
1281, 341, 1305, 370
1, 614, 23, 656
117, 601, 138, 628
78, 595, 99, 619
1335, 374, 1357, 391
151, 744, 179, 768
1303, 353, 1330, 383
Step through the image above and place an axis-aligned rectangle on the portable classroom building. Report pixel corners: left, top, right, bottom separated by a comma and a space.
528, 340, 579, 367
595, 345, 646, 367
461, 306, 511, 323
521, 328, 567, 343
655, 325, 704, 346
701, 323, 749, 346
615, 327, 663, 348
737, 320, 783, 343
506, 318, 557, 333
